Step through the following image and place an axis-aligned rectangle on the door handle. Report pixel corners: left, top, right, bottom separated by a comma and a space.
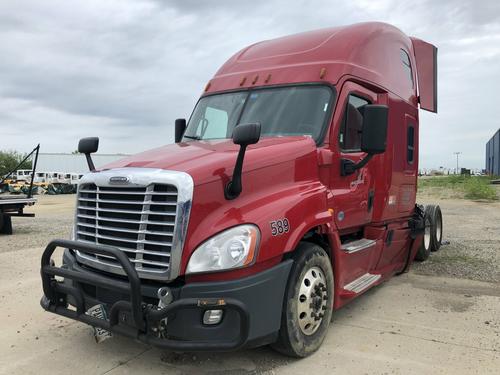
368, 190, 374, 211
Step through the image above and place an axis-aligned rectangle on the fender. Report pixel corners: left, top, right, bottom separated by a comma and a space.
180, 178, 332, 278
282, 209, 333, 255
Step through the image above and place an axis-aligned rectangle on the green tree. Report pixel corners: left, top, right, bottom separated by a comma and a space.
0, 150, 32, 178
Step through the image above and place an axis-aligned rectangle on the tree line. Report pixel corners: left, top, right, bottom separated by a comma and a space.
0, 150, 32, 177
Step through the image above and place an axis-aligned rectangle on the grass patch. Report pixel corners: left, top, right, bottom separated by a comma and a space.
418, 175, 499, 201
463, 178, 498, 200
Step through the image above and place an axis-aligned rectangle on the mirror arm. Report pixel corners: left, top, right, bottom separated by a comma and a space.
341, 154, 373, 176
85, 153, 96, 172
225, 145, 247, 200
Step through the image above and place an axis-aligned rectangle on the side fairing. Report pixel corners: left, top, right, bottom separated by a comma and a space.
410, 37, 438, 113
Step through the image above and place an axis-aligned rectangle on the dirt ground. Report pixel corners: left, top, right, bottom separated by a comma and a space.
414, 194, 500, 283
0, 194, 499, 374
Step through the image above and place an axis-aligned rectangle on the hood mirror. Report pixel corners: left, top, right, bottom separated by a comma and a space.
78, 137, 99, 171
232, 122, 261, 146
175, 118, 186, 143
225, 123, 261, 200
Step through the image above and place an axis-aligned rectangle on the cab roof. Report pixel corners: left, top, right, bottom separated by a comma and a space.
206, 22, 437, 112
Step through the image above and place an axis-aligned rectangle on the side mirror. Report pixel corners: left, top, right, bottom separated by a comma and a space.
341, 105, 388, 176
360, 105, 388, 154
175, 118, 186, 143
78, 137, 99, 154
78, 137, 99, 171
225, 123, 261, 199
232, 122, 261, 146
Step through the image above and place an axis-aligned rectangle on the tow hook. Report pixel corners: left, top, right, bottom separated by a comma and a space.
153, 287, 173, 337
158, 287, 173, 308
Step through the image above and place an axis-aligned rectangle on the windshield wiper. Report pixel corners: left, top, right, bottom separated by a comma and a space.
183, 135, 202, 140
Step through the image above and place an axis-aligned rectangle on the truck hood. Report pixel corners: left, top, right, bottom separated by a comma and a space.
102, 136, 318, 186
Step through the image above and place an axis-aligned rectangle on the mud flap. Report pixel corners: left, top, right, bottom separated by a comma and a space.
398, 205, 426, 274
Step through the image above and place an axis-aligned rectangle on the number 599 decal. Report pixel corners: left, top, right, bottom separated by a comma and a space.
270, 218, 290, 236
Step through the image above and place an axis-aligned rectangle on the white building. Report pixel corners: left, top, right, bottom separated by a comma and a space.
32, 153, 130, 174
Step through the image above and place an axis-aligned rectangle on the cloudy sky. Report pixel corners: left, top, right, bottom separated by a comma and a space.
1, 0, 499, 170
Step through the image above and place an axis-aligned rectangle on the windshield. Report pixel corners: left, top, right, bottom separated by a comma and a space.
183, 85, 333, 143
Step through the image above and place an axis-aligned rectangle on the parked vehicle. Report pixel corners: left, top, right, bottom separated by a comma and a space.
40, 22, 440, 357
33, 172, 49, 184
58, 173, 71, 184
70, 173, 82, 186
1, 145, 39, 234
32, 172, 81, 186
46, 172, 60, 184
13, 169, 33, 182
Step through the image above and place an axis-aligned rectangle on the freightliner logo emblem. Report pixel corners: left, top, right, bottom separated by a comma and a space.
109, 176, 130, 184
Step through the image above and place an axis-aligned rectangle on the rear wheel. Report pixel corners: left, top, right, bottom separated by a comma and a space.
415, 214, 432, 261
426, 205, 443, 251
271, 242, 334, 358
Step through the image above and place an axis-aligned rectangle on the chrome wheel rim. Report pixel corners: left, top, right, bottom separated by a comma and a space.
436, 215, 442, 242
297, 266, 328, 335
424, 220, 431, 249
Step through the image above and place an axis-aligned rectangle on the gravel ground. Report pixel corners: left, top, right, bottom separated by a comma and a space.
413, 193, 500, 283
1, 194, 499, 374
0, 195, 74, 254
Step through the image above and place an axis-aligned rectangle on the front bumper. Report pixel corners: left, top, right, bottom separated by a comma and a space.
40, 239, 292, 351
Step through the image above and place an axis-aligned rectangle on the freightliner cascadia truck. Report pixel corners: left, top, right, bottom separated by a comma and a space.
40, 22, 443, 357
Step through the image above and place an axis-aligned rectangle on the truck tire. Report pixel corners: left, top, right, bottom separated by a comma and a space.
414, 214, 432, 261
271, 242, 334, 358
425, 205, 443, 251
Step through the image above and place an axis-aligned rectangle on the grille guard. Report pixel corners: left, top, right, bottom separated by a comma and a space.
40, 239, 250, 351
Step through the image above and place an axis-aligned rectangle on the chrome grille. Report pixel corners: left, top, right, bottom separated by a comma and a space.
74, 168, 193, 281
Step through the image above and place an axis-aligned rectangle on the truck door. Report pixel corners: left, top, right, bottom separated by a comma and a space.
330, 82, 379, 231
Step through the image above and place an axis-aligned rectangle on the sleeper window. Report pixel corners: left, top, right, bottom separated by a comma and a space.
400, 49, 414, 88
340, 95, 369, 151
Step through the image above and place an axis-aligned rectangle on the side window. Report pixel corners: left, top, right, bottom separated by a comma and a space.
339, 95, 369, 151
400, 49, 414, 88
407, 125, 415, 163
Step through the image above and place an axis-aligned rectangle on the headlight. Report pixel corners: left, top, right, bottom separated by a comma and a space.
186, 224, 260, 274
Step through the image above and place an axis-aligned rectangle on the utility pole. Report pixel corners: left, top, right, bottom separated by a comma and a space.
453, 152, 461, 175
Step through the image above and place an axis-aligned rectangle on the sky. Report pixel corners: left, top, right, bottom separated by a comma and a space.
0, 0, 499, 170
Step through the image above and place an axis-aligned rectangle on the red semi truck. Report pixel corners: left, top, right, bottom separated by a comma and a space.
41, 22, 442, 357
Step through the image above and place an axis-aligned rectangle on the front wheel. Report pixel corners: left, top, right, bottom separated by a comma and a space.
271, 242, 334, 357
